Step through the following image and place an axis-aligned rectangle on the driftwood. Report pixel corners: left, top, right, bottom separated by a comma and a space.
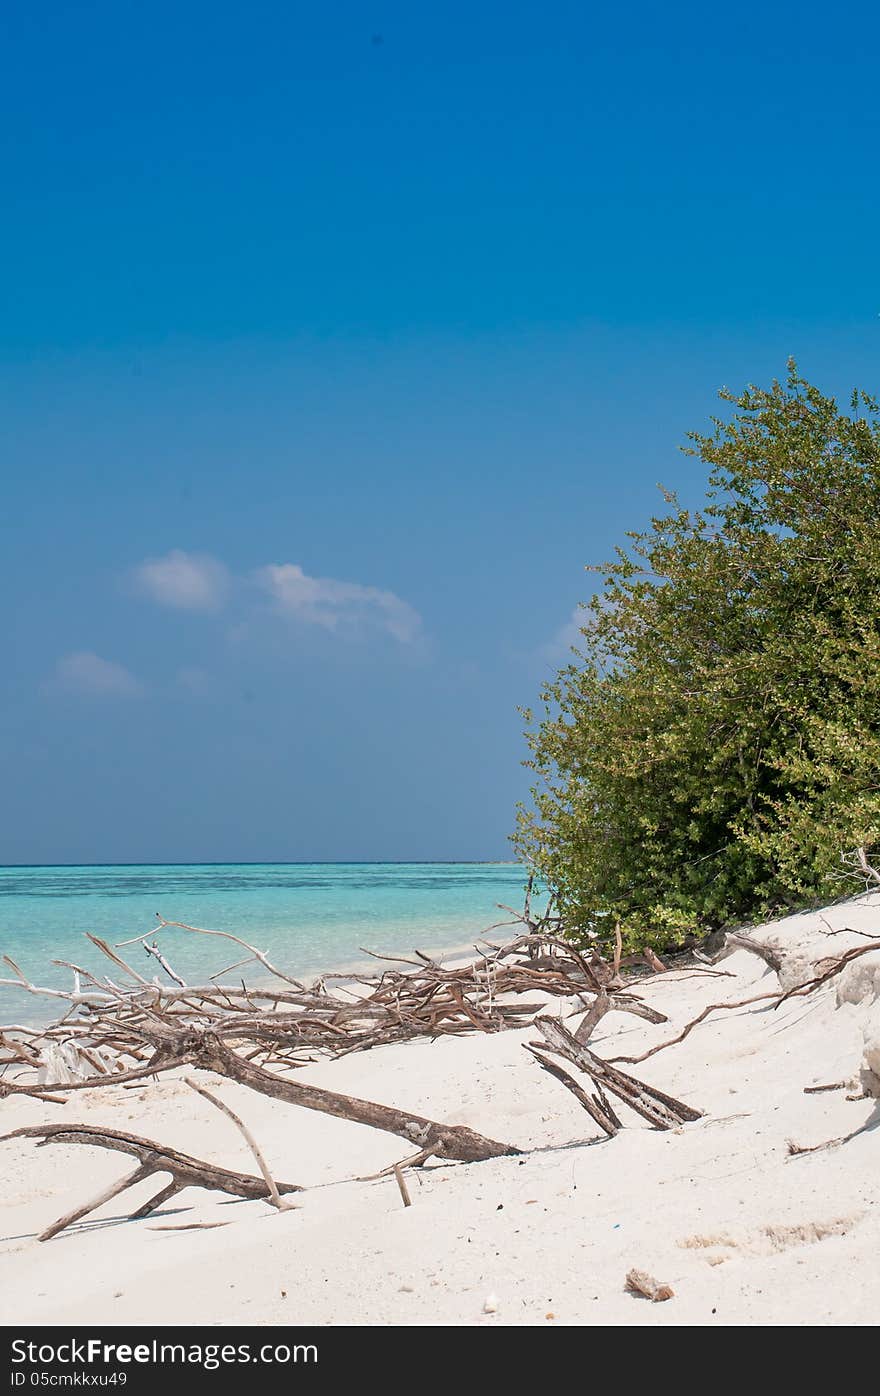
573, 989, 610, 1044
529, 1017, 702, 1130
724, 933, 784, 973
606, 933, 880, 1070
0, 896, 733, 1243
775, 938, 880, 1006
787, 1114, 877, 1156
143, 941, 186, 987
124, 916, 308, 989
357, 1146, 437, 1181
640, 947, 668, 975
179, 1030, 519, 1163
608, 991, 780, 1066
184, 1077, 293, 1211
6, 884, 878, 1258
0, 922, 667, 1085
2, 1122, 303, 1241
393, 1164, 412, 1207
525, 1046, 622, 1137
838, 845, 880, 889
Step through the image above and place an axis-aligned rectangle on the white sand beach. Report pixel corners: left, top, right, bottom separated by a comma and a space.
1, 895, 879, 1328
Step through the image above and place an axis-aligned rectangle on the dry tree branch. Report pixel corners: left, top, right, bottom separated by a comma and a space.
775, 939, 880, 1007
0, 1052, 184, 1099
184, 1076, 293, 1211
607, 992, 779, 1065
855, 846, 880, 886
524, 1045, 620, 1137
151, 917, 306, 988
530, 1017, 701, 1129
185, 1031, 519, 1163
724, 933, 783, 972
393, 1165, 412, 1207
357, 1146, 437, 1181
1, 1123, 303, 1241
573, 989, 610, 1044
612, 923, 623, 979
143, 943, 186, 987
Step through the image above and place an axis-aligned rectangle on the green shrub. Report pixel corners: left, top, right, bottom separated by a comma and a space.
515, 364, 880, 953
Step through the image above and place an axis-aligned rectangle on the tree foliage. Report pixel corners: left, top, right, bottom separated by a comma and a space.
515, 365, 880, 951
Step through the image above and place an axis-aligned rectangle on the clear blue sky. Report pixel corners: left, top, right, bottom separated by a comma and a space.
2, 1, 879, 864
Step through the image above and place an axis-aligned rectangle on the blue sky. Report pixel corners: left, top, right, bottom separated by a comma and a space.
2, 1, 879, 863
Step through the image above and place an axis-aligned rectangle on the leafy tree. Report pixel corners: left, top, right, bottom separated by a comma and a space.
515, 364, 880, 952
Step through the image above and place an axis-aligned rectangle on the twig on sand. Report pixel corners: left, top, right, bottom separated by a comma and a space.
775, 939, 880, 1007
148, 1221, 230, 1232
393, 1164, 412, 1208
184, 1076, 294, 1212
607, 991, 779, 1066
787, 1118, 875, 1156
357, 1147, 437, 1182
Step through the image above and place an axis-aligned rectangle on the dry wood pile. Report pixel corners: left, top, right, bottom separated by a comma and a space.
2, 890, 872, 1242
0, 904, 669, 1091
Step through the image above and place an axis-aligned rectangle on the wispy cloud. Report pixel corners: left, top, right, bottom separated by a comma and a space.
46, 651, 143, 697
131, 549, 421, 646
132, 550, 229, 611
541, 605, 586, 663
256, 563, 422, 644
44, 555, 420, 703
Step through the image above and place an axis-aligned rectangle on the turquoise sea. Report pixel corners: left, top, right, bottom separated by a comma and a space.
0, 862, 534, 1021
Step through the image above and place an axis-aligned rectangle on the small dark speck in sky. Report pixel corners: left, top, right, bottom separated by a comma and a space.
371, 34, 384, 46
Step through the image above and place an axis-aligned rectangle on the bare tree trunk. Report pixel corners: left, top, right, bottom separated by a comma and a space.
191, 1033, 519, 1162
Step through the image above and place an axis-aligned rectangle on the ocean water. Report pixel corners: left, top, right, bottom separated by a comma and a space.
0, 862, 535, 1022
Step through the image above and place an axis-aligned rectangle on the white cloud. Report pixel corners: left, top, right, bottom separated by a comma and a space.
132, 550, 229, 611
127, 549, 422, 648
48, 651, 143, 697
256, 563, 422, 644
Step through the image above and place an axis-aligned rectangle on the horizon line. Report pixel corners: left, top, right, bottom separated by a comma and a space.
0, 859, 522, 871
